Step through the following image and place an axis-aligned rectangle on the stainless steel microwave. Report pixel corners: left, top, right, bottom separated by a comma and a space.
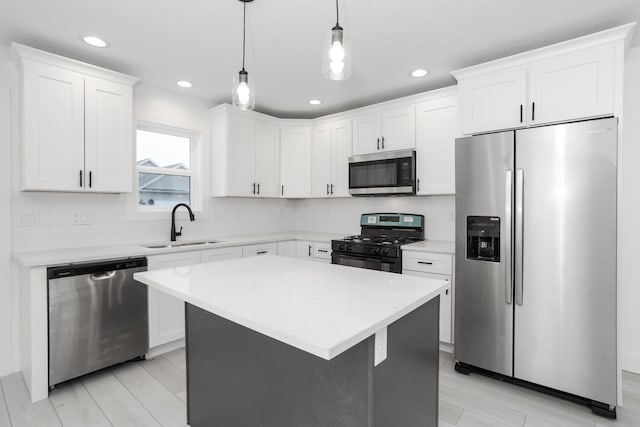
348, 149, 416, 196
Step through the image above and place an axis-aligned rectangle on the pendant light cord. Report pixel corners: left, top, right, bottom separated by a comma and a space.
336, 0, 339, 25
242, 1, 247, 71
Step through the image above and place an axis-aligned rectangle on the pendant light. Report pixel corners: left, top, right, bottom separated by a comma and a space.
233, 0, 255, 110
323, 0, 351, 80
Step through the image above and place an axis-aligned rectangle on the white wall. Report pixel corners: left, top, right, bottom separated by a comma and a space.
620, 46, 640, 373
0, 46, 13, 376
295, 196, 455, 240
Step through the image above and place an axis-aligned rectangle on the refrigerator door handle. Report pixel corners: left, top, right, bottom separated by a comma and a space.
505, 170, 513, 305
515, 169, 524, 306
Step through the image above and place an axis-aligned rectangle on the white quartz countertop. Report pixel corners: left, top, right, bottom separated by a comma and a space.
402, 240, 455, 254
134, 255, 447, 360
12, 231, 347, 268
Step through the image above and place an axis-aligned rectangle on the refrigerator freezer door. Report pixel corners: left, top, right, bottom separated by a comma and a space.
514, 118, 617, 405
454, 132, 514, 376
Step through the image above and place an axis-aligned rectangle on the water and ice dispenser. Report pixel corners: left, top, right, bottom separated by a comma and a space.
466, 216, 500, 262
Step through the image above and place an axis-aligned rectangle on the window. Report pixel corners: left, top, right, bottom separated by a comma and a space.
136, 124, 196, 209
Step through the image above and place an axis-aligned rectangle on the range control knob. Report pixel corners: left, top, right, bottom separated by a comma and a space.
346, 245, 352, 252
338, 244, 345, 251
372, 247, 381, 255
381, 248, 389, 256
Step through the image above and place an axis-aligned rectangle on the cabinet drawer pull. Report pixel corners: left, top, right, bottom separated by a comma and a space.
330, 184, 334, 194
417, 261, 433, 265
377, 138, 380, 150
308, 245, 312, 257
281, 185, 284, 196
252, 183, 256, 194
327, 184, 330, 195
257, 183, 260, 195
79, 170, 83, 187
317, 249, 328, 253
256, 250, 268, 255
417, 178, 420, 192
381, 136, 385, 149
89, 171, 92, 188
446, 289, 449, 295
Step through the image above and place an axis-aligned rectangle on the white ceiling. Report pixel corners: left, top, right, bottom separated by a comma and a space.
1, 0, 639, 118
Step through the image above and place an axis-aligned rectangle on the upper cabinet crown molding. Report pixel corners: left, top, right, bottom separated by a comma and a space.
11, 42, 139, 87
451, 22, 635, 81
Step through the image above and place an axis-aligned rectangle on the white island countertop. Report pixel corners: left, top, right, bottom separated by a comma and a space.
134, 256, 447, 360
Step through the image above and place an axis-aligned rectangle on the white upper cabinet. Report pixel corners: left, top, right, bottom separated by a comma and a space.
15, 44, 137, 192
458, 68, 527, 135
310, 124, 332, 197
210, 105, 280, 198
528, 45, 615, 125
280, 125, 311, 198
84, 77, 134, 193
310, 119, 352, 198
453, 23, 634, 135
330, 119, 352, 197
254, 120, 281, 197
415, 91, 457, 195
353, 105, 415, 155
227, 112, 256, 197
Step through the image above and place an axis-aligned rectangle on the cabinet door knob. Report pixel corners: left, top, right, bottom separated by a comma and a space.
308, 245, 312, 257
252, 183, 256, 194
89, 171, 92, 188
417, 178, 420, 192
281, 185, 284, 196
257, 183, 260, 195
79, 170, 83, 187
327, 184, 330, 195
330, 184, 334, 194
381, 136, 385, 149
377, 138, 380, 150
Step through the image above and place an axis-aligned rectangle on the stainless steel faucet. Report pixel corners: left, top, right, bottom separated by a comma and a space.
170, 203, 195, 241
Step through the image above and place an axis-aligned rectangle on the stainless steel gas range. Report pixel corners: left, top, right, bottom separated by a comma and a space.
331, 213, 424, 274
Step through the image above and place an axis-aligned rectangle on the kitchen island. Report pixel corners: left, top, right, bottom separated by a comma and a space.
134, 255, 446, 427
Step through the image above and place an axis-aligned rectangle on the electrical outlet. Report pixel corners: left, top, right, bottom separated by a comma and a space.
19, 212, 39, 226
72, 211, 95, 225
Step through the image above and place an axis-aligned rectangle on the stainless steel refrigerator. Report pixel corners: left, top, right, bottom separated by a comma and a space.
454, 118, 617, 416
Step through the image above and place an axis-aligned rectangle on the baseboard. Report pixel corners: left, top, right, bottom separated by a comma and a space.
622, 350, 640, 374
439, 342, 454, 353
146, 339, 185, 359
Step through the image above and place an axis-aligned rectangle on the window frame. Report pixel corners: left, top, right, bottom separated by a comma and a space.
135, 121, 201, 213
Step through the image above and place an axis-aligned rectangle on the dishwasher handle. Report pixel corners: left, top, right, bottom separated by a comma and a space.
90, 271, 117, 281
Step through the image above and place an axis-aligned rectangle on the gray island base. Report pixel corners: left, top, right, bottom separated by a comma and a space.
185, 297, 439, 427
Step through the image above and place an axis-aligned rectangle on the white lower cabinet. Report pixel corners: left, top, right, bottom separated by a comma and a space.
313, 242, 331, 263
277, 240, 297, 258
242, 242, 278, 257
402, 251, 454, 344
200, 246, 243, 263
147, 251, 201, 348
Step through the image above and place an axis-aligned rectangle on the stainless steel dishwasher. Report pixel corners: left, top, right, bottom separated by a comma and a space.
47, 257, 149, 387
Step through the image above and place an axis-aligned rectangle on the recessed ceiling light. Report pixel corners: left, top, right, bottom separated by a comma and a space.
82, 36, 108, 48
309, 99, 322, 105
410, 69, 429, 78
177, 81, 193, 88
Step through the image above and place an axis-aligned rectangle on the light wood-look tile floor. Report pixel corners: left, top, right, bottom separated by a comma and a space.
1, 349, 639, 426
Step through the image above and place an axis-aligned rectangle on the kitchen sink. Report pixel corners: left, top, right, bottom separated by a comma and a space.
143, 240, 221, 249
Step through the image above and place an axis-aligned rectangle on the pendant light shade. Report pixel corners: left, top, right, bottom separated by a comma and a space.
233, 0, 255, 110
323, 0, 351, 80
